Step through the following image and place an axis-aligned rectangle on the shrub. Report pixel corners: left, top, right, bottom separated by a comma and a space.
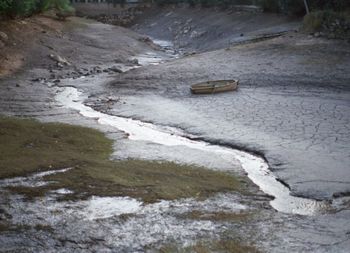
0, 0, 73, 19
303, 10, 324, 32
303, 10, 350, 39
259, 0, 279, 13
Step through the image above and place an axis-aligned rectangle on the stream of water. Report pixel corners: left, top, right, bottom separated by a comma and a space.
56, 87, 331, 216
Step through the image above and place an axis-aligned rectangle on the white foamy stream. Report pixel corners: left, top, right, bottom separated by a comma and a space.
56, 87, 330, 215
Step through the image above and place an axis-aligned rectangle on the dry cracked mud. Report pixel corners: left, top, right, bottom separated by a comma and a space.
0, 6, 350, 253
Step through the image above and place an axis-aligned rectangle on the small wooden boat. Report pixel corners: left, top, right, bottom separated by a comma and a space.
190, 80, 239, 94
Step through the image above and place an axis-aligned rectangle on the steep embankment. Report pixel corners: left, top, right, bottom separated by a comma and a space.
131, 6, 300, 53
0, 14, 153, 79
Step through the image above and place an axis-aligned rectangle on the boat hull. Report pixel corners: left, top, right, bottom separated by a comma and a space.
190, 80, 238, 94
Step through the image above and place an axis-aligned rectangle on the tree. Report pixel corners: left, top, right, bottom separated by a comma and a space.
0, 0, 73, 19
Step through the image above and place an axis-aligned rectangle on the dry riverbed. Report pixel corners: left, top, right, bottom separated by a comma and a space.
0, 9, 350, 253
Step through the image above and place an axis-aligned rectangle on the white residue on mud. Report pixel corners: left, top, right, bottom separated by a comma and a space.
1, 187, 246, 250
133, 52, 164, 66
84, 196, 142, 220
131, 38, 178, 66
55, 87, 331, 216
0, 168, 72, 188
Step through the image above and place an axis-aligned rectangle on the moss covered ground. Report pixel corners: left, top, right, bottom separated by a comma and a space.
158, 239, 259, 253
0, 116, 242, 203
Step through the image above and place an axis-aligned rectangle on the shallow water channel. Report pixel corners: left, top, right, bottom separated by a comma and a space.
56, 86, 331, 216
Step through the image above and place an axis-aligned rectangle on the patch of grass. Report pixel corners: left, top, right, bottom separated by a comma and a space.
0, 116, 112, 179
45, 159, 241, 203
34, 224, 53, 232
178, 210, 250, 222
0, 116, 242, 203
303, 11, 324, 32
0, 222, 12, 232
158, 239, 259, 253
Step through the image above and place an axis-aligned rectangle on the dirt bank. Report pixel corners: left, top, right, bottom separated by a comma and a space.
131, 6, 300, 53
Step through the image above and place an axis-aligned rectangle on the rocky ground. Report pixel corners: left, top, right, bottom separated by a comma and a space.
0, 6, 350, 253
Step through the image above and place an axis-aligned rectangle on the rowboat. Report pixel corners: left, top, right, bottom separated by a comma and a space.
190, 80, 239, 94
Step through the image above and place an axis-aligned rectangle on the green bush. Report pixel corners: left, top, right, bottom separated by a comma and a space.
303, 10, 350, 39
0, 0, 38, 18
259, 0, 279, 13
0, 0, 73, 19
303, 10, 324, 32
309, 0, 350, 12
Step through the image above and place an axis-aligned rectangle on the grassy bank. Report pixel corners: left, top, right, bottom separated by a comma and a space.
158, 239, 259, 253
0, 116, 242, 202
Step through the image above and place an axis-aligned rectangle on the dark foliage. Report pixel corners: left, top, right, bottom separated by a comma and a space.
0, 0, 72, 19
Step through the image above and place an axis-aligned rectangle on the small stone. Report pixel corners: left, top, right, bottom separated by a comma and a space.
329, 33, 336, 39
130, 59, 139, 65
0, 31, 8, 42
109, 66, 122, 73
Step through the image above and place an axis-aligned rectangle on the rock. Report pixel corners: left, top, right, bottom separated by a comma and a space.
53, 79, 61, 83
0, 31, 8, 42
129, 59, 139, 65
184, 51, 197, 57
32, 78, 42, 82
139, 36, 152, 43
48, 54, 71, 66
329, 33, 336, 39
109, 66, 123, 73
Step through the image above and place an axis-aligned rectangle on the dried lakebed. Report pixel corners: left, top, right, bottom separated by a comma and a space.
2, 35, 349, 252
56, 86, 332, 216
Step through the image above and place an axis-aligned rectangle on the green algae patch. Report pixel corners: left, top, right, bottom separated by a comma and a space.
0, 116, 112, 179
158, 239, 259, 253
1, 117, 242, 202
178, 210, 251, 222
46, 159, 241, 203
